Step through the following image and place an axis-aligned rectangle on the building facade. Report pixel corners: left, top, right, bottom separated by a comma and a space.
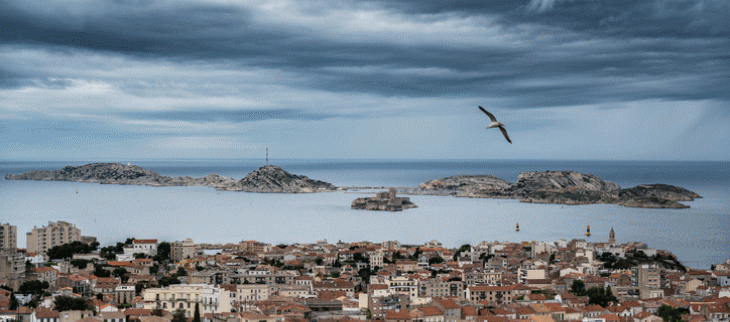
0, 223, 17, 251
631, 265, 667, 299
419, 279, 463, 298
26, 221, 81, 254
142, 284, 232, 318
171, 238, 198, 261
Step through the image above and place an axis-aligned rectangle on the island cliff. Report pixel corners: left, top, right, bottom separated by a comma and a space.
417, 170, 701, 208
222, 165, 337, 193
4, 163, 337, 193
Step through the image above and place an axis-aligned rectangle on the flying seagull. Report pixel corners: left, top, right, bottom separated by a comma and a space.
479, 106, 511, 143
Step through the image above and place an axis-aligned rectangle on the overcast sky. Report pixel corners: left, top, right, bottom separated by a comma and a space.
1, 0, 728, 161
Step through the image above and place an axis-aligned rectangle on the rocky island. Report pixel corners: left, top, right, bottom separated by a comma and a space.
4, 163, 337, 193
351, 188, 417, 211
415, 170, 701, 208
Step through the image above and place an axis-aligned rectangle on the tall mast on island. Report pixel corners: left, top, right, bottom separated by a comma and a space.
266, 147, 269, 166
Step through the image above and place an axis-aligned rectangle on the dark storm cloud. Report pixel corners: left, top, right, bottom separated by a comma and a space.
1, 0, 728, 108
366, 0, 729, 37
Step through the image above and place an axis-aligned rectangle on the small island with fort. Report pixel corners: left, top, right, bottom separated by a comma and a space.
351, 188, 417, 211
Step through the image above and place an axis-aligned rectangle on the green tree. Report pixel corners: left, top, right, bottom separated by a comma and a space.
657, 305, 687, 322
113, 267, 128, 277
94, 264, 111, 278
70, 259, 90, 269
366, 309, 372, 320
429, 256, 445, 265
570, 280, 586, 296
171, 309, 187, 322
157, 242, 171, 260
175, 267, 188, 276
192, 303, 201, 322
331, 271, 341, 278
151, 309, 165, 316
412, 248, 422, 260
159, 276, 181, 287
586, 286, 617, 307
53, 296, 95, 312
9, 291, 19, 310
46, 241, 97, 260
19, 280, 50, 295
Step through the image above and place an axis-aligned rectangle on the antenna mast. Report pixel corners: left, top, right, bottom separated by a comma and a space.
266, 147, 269, 166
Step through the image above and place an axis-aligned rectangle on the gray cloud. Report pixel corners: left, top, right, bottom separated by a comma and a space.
1, 0, 726, 110
128, 109, 341, 123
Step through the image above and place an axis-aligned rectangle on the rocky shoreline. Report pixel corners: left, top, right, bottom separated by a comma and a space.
5, 164, 701, 208
4, 163, 337, 193
408, 171, 701, 208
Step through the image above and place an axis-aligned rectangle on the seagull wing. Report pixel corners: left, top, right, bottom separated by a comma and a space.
478, 106, 498, 122
499, 126, 512, 144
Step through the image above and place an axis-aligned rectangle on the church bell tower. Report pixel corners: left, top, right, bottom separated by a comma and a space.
609, 227, 616, 245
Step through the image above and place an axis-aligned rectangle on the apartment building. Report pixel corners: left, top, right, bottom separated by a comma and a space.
466, 285, 514, 304
631, 264, 667, 299
172, 238, 199, 261
0, 223, 17, 251
463, 270, 503, 286
419, 278, 463, 298
26, 221, 80, 254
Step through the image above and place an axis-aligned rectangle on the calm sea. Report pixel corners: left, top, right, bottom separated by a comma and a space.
1, 159, 728, 269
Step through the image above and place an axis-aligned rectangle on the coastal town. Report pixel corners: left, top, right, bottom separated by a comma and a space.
1, 221, 729, 322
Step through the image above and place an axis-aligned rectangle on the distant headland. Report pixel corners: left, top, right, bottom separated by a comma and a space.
5, 163, 701, 208
3, 163, 337, 193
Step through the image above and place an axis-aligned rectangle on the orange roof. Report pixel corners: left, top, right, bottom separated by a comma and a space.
584, 305, 606, 312
32, 267, 57, 273
435, 299, 460, 310
462, 306, 479, 316
133, 239, 157, 244
384, 310, 411, 320
418, 307, 443, 316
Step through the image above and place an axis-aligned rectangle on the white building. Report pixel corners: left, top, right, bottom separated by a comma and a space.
142, 284, 231, 318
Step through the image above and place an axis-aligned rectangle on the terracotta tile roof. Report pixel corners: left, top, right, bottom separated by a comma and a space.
32, 267, 57, 273
240, 312, 269, 320
384, 310, 411, 320
418, 307, 443, 316
478, 316, 508, 322
492, 307, 513, 315
124, 308, 152, 316
584, 305, 606, 312
34, 309, 59, 318
596, 314, 621, 322
435, 299, 460, 310
133, 239, 157, 244
462, 306, 479, 316
620, 301, 642, 308
516, 307, 535, 315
